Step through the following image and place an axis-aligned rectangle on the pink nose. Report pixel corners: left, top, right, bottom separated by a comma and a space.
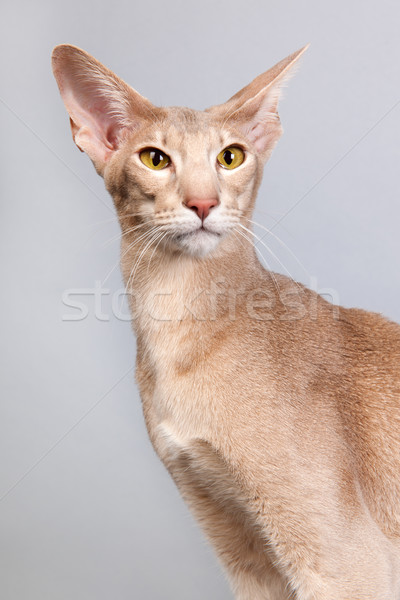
185, 197, 219, 221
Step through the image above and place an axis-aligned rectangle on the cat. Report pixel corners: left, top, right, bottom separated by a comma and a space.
52, 44, 400, 599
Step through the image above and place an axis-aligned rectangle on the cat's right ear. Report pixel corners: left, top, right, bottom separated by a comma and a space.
51, 45, 155, 174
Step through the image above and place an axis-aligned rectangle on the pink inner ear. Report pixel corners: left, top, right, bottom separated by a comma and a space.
244, 118, 281, 154
81, 96, 126, 150
53, 46, 154, 170
60, 64, 133, 160
94, 110, 121, 150
64, 88, 127, 167
247, 123, 268, 152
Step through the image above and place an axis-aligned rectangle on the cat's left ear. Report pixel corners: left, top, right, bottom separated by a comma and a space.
212, 45, 309, 160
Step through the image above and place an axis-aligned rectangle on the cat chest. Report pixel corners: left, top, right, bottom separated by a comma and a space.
136, 320, 279, 473
154, 420, 244, 510
136, 322, 234, 428
144, 366, 221, 448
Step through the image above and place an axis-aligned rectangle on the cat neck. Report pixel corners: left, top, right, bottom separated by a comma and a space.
121, 232, 262, 330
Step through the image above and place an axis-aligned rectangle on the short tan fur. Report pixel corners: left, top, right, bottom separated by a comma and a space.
52, 44, 400, 599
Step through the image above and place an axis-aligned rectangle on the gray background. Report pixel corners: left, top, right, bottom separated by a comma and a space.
1, 0, 399, 598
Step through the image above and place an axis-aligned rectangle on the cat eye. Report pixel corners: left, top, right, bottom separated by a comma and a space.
139, 148, 170, 170
217, 146, 245, 170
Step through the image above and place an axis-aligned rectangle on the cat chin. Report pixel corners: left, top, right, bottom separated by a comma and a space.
173, 229, 222, 258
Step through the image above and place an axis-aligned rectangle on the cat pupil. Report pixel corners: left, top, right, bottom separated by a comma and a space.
224, 150, 234, 165
151, 150, 162, 166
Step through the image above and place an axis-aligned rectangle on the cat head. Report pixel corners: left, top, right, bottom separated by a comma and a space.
52, 45, 307, 258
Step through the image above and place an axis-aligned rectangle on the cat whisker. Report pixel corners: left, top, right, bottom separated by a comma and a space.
79, 213, 153, 253
233, 226, 283, 300
120, 232, 161, 311
146, 231, 169, 278
102, 221, 149, 248
243, 217, 311, 280
87, 216, 120, 229
252, 208, 289, 230
102, 225, 159, 286
253, 208, 285, 218
124, 230, 165, 297
231, 230, 252, 255
116, 231, 164, 317
238, 223, 305, 296
252, 209, 294, 239
77, 218, 121, 253
88, 212, 148, 229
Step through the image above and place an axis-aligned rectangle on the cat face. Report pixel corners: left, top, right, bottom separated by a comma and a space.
105, 106, 262, 257
52, 44, 307, 258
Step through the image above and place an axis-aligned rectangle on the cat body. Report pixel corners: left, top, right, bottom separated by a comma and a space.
52, 45, 400, 599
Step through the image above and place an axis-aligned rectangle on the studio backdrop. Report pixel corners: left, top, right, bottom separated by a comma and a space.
1, 1, 399, 598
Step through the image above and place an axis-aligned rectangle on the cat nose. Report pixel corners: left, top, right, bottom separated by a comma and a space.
184, 197, 219, 221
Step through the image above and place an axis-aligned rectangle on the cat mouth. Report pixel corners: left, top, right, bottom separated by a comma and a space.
172, 225, 224, 257
175, 226, 221, 241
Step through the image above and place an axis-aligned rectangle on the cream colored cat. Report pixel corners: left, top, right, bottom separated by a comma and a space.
52, 45, 400, 599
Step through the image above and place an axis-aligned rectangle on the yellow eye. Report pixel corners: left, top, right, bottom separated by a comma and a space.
217, 146, 245, 170
140, 148, 170, 170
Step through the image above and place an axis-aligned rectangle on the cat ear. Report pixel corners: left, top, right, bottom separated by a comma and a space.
52, 44, 156, 174
213, 45, 309, 160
